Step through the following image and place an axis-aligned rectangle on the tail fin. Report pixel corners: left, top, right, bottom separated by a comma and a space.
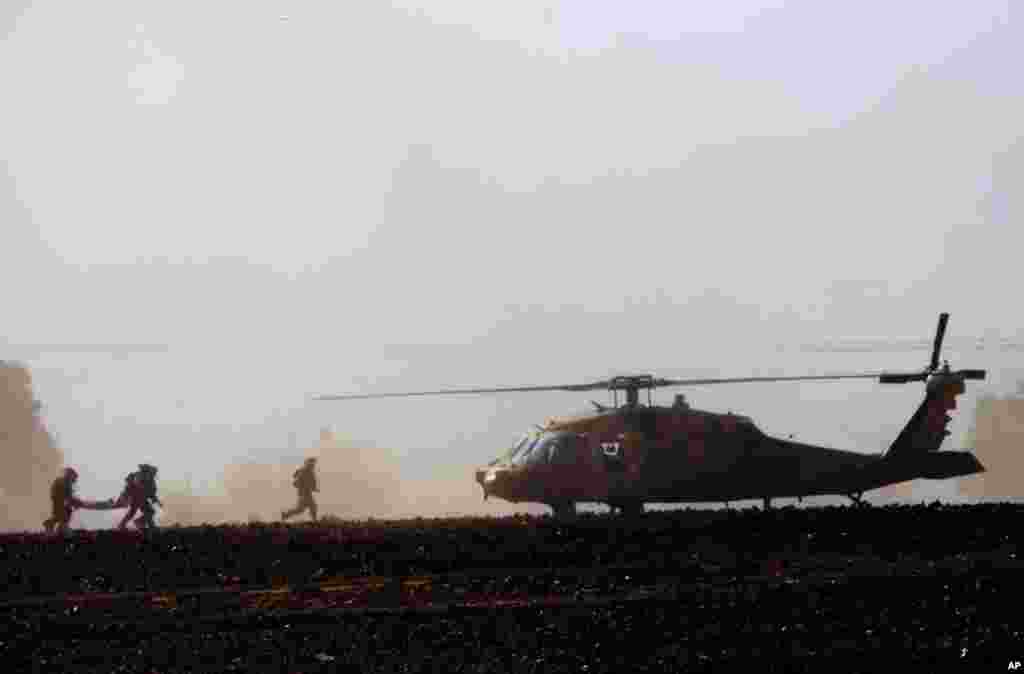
885, 372, 966, 460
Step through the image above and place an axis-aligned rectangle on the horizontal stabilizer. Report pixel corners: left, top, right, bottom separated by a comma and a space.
914, 450, 985, 480
865, 451, 984, 491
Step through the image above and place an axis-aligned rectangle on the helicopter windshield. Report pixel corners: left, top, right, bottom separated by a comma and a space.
492, 431, 576, 467
492, 433, 540, 466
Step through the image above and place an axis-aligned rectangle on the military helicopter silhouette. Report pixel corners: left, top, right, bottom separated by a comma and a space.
315, 313, 986, 515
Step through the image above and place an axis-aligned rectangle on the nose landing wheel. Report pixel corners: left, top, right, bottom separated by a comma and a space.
609, 502, 644, 516
547, 501, 576, 518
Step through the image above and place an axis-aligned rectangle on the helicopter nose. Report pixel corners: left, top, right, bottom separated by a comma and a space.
475, 467, 501, 500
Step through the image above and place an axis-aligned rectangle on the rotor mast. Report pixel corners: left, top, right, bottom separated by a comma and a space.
608, 375, 655, 408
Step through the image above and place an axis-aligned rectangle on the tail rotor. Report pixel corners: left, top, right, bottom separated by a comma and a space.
929, 312, 949, 373
882, 313, 987, 459
878, 313, 986, 386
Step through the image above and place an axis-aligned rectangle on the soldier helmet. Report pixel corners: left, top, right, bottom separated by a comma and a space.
305, 457, 317, 465
139, 464, 157, 474
64, 467, 78, 480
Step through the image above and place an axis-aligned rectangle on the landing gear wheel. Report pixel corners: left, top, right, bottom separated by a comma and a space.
548, 501, 576, 518
616, 502, 644, 517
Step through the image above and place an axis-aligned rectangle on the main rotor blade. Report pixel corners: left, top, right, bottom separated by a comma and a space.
930, 312, 950, 371
651, 373, 887, 388
317, 373, 902, 401
313, 381, 608, 401
878, 372, 929, 384
314, 367, 954, 402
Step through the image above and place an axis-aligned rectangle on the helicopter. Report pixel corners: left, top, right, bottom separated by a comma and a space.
314, 313, 986, 515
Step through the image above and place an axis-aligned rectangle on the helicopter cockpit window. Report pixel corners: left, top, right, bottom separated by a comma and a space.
545, 432, 579, 465
509, 434, 532, 461
537, 435, 556, 464
506, 433, 551, 466
521, 435, 552, 466
494, 432, 581, 466
495, 434, 535, 466
512, 432, 576, 466
495, 432, 576, 466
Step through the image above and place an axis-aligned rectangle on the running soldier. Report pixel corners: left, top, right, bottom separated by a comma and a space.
282, 457, 318, 522
115, 464, 162, 530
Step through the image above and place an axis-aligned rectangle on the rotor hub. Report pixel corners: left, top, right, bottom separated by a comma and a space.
607, 375, 657, 407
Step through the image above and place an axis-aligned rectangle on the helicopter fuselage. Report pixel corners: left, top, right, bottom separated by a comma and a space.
474, 400, 981, 508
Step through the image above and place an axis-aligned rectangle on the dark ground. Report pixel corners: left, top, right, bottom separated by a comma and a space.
2, 503, 1023, 672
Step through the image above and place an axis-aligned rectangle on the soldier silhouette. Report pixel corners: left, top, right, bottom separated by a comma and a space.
43, 467, 112, 532
115, 464, 162, 529
282, 457, 319, 522
43, 467, 80, 533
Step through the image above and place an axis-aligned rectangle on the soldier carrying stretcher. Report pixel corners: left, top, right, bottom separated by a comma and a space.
43, 467, 115, 533
113, 463, 162, 530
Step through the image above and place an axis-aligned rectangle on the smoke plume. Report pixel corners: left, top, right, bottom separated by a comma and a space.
0, 361, 65, 531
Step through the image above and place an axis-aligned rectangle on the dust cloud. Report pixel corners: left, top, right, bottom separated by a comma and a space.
959, 386, 1024, 502
0, 358, 522, 530
159, 428, 497, 526
0, 361, 65, 531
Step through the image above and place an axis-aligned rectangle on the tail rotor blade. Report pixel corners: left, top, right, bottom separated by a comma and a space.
930, 312, 949, 371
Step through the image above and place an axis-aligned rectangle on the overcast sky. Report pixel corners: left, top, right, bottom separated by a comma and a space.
1, 1, 1020, 520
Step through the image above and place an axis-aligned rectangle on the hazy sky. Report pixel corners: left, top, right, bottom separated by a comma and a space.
1, 2, 1020, 521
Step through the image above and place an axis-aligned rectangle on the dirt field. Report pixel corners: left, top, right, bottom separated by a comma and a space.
3, 503, 1022, 671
